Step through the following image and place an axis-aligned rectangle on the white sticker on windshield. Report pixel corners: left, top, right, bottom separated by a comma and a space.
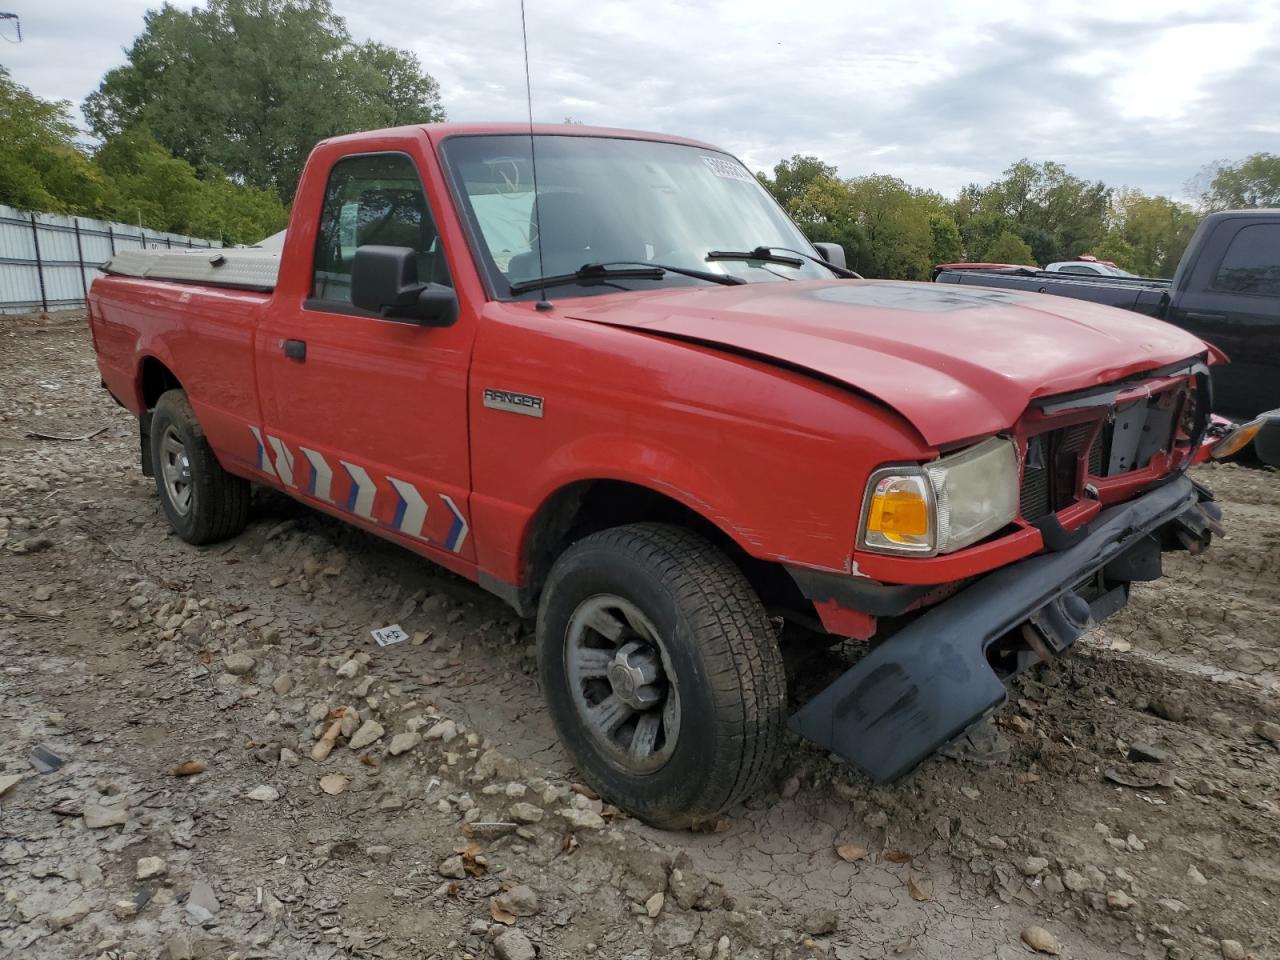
700, 155, 755, 183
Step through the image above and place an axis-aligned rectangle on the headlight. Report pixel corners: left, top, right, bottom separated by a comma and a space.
859, 437, 1019, 557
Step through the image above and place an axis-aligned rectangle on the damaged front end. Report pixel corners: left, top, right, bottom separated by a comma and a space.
789, 361, 1224, 784
789, 475, 1221, 784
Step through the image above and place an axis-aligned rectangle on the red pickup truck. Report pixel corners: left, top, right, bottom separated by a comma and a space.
89, 122, 1223, 827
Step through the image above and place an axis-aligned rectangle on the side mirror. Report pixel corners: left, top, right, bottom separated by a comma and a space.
813, 242, 847, 270
350, 244, 457, 327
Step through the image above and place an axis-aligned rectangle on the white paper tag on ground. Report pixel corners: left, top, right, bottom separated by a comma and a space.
371, 624, 409, 647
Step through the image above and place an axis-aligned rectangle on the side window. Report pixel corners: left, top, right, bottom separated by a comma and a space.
1059, 265, 1094, 275
1213, 223, 1280, 296
312, 153, 451, 305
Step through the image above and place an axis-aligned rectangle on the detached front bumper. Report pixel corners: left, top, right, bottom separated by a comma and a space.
789, 474, 1221, 784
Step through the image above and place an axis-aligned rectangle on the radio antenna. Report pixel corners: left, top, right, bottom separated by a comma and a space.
519, 0, 551, 310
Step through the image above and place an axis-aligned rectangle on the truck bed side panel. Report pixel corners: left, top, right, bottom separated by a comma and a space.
935, 270, 1168, 317
89, 275, 268, 476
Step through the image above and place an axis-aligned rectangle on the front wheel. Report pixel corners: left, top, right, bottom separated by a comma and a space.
536, 523, 786, 829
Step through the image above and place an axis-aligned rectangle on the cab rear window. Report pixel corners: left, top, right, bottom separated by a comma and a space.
1214, 223, 1280, 296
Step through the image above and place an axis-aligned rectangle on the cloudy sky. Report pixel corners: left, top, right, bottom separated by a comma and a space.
5, 0, 1279, 198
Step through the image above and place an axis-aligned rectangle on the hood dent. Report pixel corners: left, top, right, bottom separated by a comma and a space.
565, 280, 1208, 447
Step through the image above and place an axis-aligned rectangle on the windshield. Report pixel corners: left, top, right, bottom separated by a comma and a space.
440, 134, 830, 298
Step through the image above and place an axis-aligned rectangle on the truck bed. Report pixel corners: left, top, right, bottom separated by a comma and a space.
102, 247, 281, 293
935, 267, 1170, 316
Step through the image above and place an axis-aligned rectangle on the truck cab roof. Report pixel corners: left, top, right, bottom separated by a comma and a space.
318, 121, 722, 152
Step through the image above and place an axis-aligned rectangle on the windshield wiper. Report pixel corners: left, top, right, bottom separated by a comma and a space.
707, 245, 862, 279
510, 261, 745, 296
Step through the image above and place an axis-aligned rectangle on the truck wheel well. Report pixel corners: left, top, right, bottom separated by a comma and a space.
522, 480, 809, 618
139, 357, 182, 410
137, 358, 183, 478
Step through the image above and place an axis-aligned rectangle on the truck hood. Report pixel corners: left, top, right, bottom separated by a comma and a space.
566, 279, 1208, 446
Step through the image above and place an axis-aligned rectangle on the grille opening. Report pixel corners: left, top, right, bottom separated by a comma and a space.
1019, 422, 1095, 522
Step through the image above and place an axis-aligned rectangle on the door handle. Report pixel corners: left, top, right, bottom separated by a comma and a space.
1185, 312, 1226, 322
280, 338, 307, 361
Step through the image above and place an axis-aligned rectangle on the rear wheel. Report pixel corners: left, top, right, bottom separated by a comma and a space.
536, 523, 786, 828
150, 390, 250, 545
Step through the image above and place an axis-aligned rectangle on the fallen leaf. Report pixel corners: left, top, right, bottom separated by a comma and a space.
171, 760, 207, 777
881, 850, 913, 864
561, 833, 579, 855
489, 898, 516, 925
907, 876, 932, 902
358, 753, 379, 768
318, 774, 349, 795
455, 842, 487, 877
1016, 772, 1041, 785
836, 843, 868, 863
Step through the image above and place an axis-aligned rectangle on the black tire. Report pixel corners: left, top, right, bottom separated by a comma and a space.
536, 523, 787, 829
150, 389, 250, 545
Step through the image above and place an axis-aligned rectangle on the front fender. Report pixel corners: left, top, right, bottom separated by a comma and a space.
467, 301, 935, 591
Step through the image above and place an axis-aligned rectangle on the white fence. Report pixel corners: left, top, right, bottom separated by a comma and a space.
0, 204, 221, 315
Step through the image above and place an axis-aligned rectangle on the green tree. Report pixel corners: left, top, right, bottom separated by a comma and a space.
762, 150, 1208, 281
1198, 153, 1280, 211
1029, 161, 1109, 257
1107, 189, 1199, 277
927, 212, 963, 266
984, 231, 1037, 265
844, 175, 934, 279
1017, 226, 1060, 268
0, 67, 111, 215
95, 128, 206, 232
760, 155, 840, 209
951, 160, 1108, 264
84, 0, 445, 200
95, 128, 287, 244
1090, 233, 1137, 273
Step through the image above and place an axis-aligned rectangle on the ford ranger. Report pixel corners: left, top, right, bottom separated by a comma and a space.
89, 123, 1223, 827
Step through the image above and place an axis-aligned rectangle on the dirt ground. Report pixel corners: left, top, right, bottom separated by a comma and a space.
1, 310, 1278, 960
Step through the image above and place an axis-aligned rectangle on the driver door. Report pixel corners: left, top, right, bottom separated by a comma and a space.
254, 150, 476, 567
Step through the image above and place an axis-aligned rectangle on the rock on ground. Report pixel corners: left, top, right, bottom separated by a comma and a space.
494, 929, 537, 960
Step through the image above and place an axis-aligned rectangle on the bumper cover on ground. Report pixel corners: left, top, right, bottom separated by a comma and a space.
789, 474, 1219, 784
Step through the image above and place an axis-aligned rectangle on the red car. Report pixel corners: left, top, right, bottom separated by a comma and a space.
89, 123, 1223, 827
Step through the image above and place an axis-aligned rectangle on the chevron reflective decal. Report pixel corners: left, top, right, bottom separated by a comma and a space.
267, 436, 296, 488
439, 494, 470, 553
340, 460, 377, 519
248, 426, 277, 478
387, 476, 429, 538
248, 429, 469, 554
299, 446, 333, 502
